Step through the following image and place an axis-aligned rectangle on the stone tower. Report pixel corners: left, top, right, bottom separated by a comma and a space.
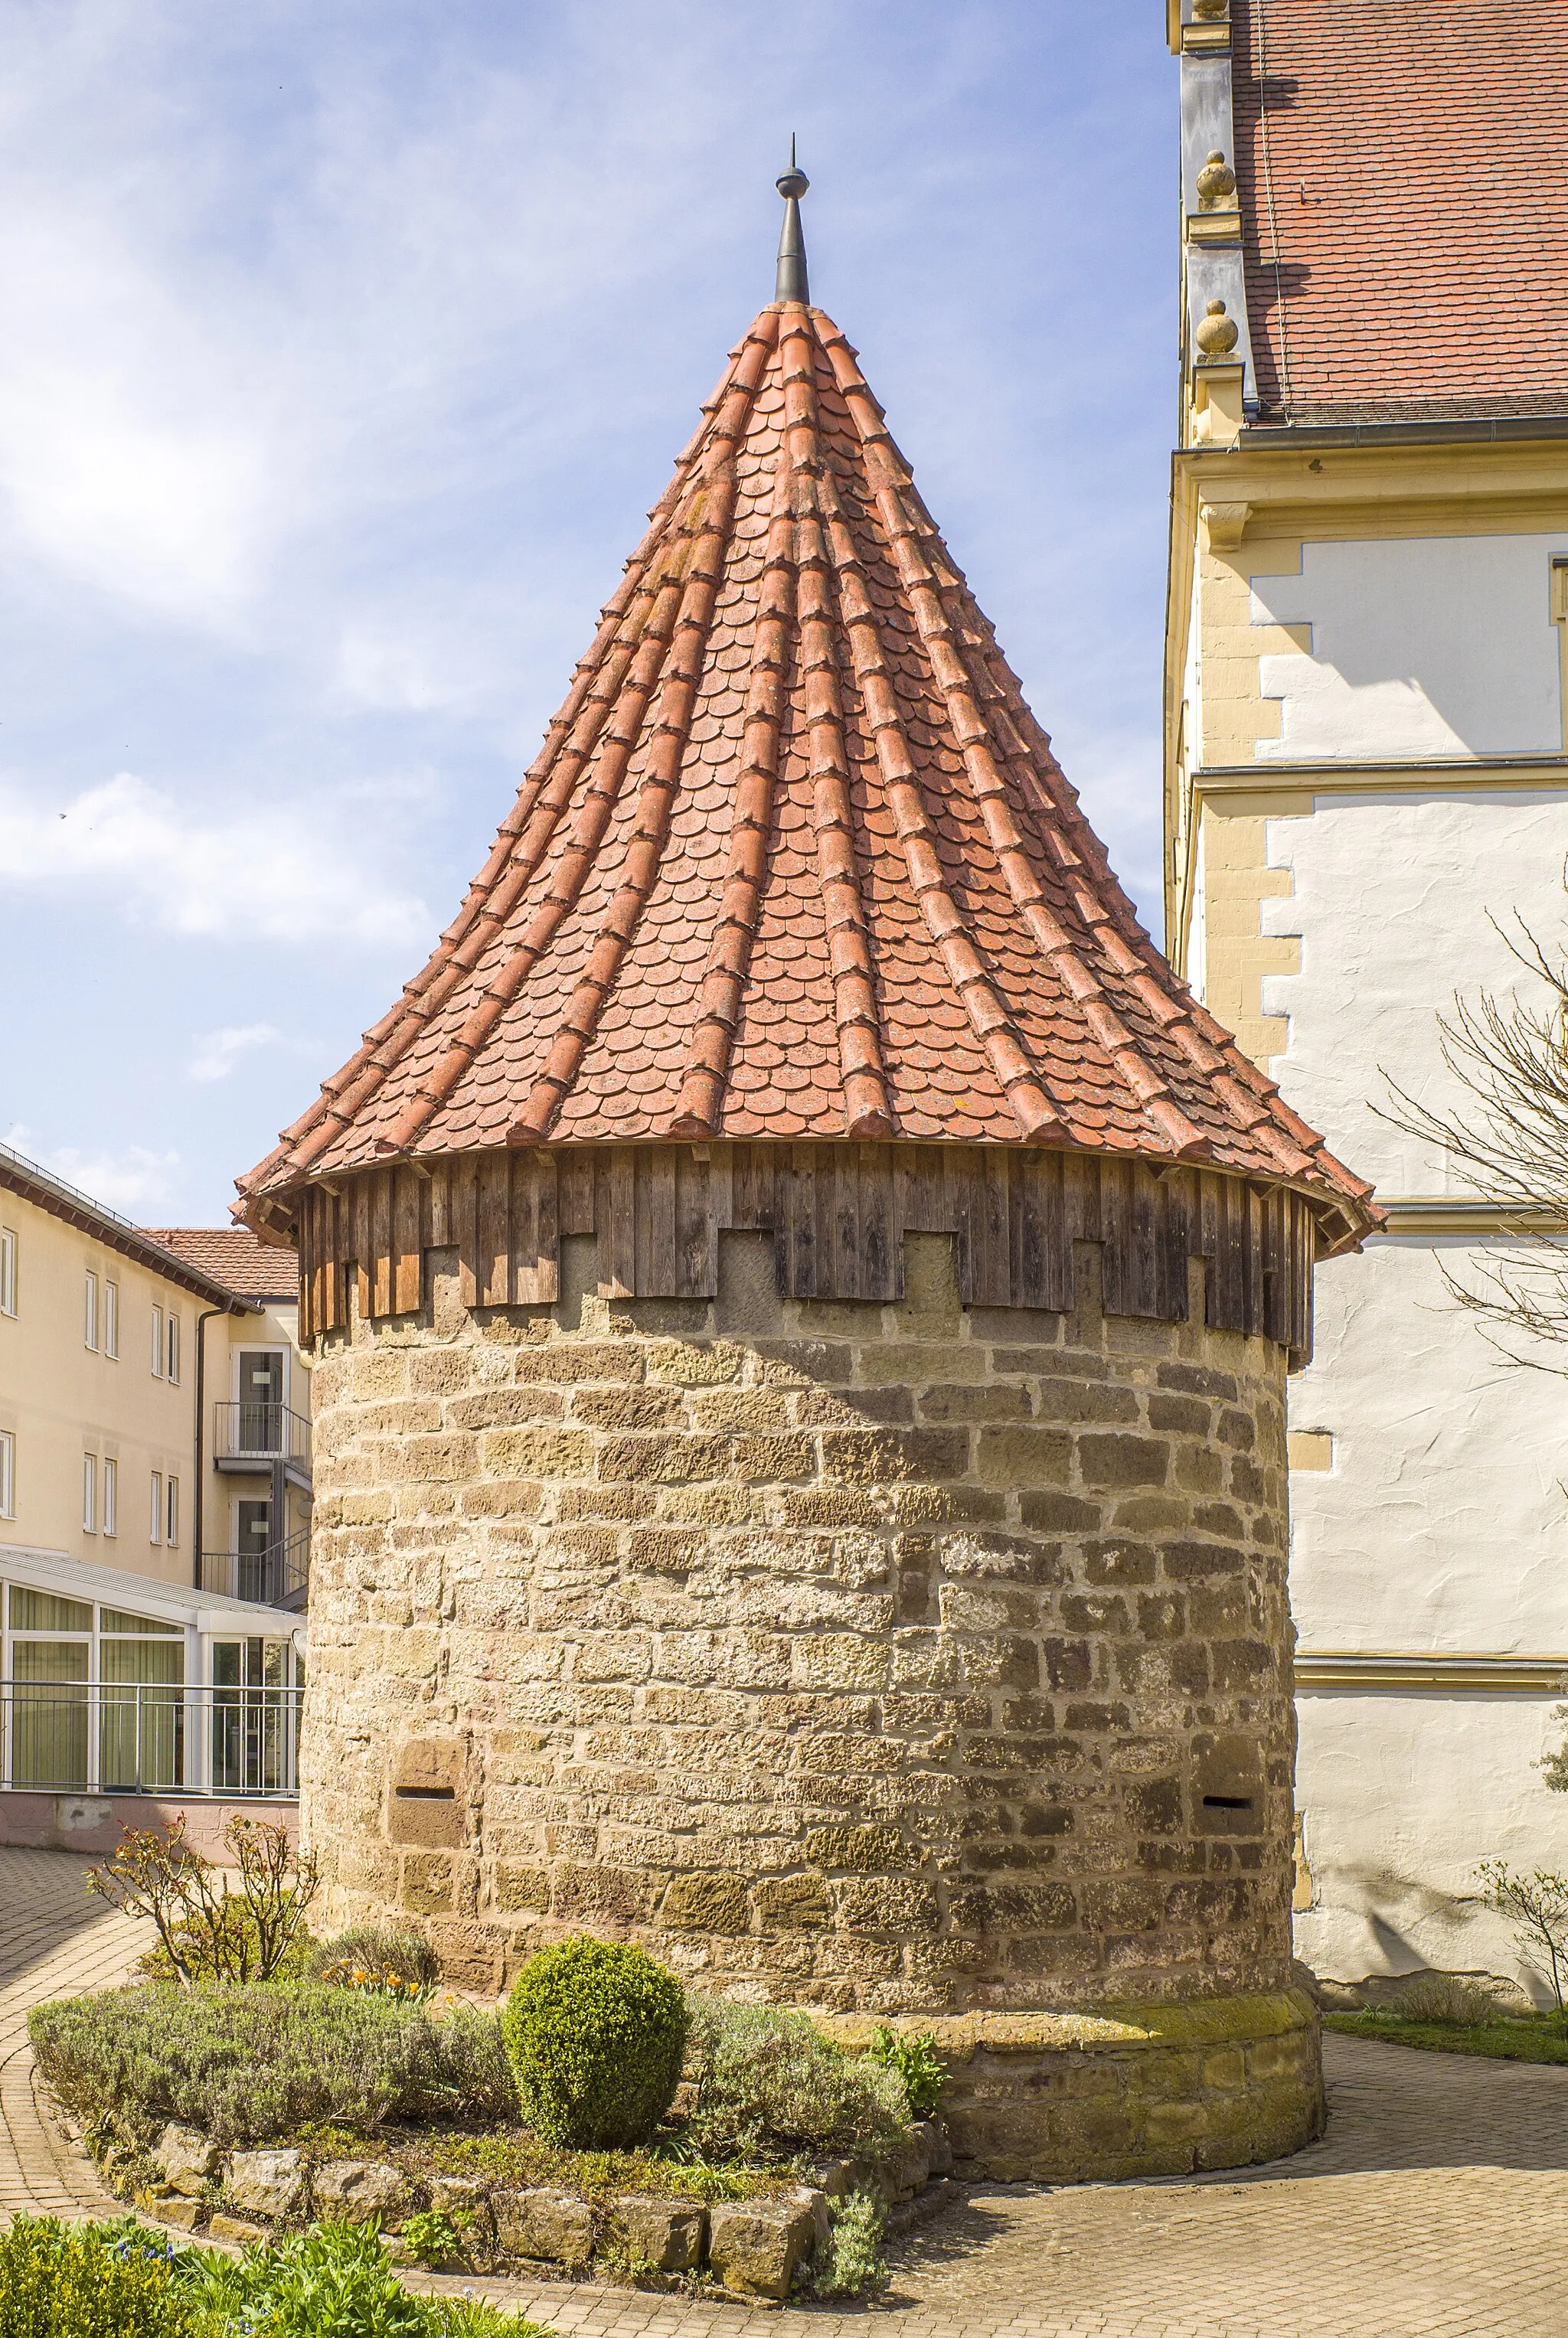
240, 167, 1375, 2179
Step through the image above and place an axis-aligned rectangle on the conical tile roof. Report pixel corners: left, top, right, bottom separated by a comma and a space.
238, 299, 1371, 1232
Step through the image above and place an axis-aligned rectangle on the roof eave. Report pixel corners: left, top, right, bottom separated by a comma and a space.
0, 1152, 256, 1312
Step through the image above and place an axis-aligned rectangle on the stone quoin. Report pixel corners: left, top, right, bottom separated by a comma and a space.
238, 156, 1377, 2180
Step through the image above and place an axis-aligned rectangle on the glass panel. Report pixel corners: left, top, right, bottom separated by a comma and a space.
237, 1353, 285, 1452
10, 1642, 88, 1788
8, 1588, 91, 1634
100, 1608, 181, 1636
210, 1639, 296, 1794
99, 1640, 184, 1790
100, 1641, 183, 1686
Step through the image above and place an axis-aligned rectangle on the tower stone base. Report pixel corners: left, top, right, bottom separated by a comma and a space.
830, 1988, 1323, 2181
302, 1227, 1316, 2176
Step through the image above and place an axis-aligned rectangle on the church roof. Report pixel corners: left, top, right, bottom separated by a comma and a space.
1231, 0, 1568, 427
239, 235, 1371, 1232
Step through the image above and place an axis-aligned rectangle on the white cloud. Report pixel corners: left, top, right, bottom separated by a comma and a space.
187, 1023, 283, 1084
0, 771, 431, 949
4, 1121, 181, 1217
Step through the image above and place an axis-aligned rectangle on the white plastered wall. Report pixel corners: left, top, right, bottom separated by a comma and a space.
1236, 528, 1568, 1989
1252, 534, 1568, 760
1295, 1692, 1568, 1996
1261, 786, 1568, 1190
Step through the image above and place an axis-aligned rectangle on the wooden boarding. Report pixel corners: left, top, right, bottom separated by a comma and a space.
292, 1142, 1324, 1365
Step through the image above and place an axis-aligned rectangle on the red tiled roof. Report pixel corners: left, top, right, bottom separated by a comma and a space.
1233, 0, 1568, 423
239, 301, 1370, 1220
145, 1227, 299, 1302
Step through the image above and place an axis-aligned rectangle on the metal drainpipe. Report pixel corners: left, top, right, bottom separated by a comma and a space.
192, 1305, 239, 1592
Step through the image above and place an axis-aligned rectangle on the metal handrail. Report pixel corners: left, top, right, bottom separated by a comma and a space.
200, 1531, 311, 1610
0, 1682, 303, 1798
214, 1399, 312, 1468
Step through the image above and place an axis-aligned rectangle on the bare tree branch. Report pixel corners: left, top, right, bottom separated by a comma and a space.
1377, 902, 1568, 1372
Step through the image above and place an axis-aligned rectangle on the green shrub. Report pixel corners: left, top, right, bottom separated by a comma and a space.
137, 1914, 317, 1989
1387, 1974, 1504, 2026
305, 1926, 442, 1996
89, 1815, 320, 1989
682, 1998, 910, 2164
867, 2025, 946, 2118
0, 2214, 188, 2338
400, 2209, 463, 2270
175, 2221, 550, 2335
802, 2189, 890, 2300
29, 1985, 517, 2148
0, 2218, 543, 2338
501, 1937, 688, 2149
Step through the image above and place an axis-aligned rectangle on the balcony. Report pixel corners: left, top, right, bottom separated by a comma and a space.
214, 1400, 312, 1493
200, 1530, 310, 1615
0, 1680, 303, 1798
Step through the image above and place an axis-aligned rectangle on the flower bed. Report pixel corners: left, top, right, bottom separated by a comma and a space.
30, 1937, 953, 2305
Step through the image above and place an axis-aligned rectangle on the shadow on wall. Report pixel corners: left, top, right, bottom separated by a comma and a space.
1305, 1861, 1550, 2007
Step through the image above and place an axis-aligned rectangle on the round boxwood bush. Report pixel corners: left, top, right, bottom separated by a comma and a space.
501, 1935, 688, 2148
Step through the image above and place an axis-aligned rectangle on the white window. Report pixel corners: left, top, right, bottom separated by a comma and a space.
149, 1468, 163, 1544
0, 1430, 13, 1517
103, 1457, 117, 1537
165, 1311, 181, 1385
151, 1305, 164, 1378
0, 1228, 15, 1316
83, 1453, 98, 1533
84, 1272, 99, 1351
165, 1475, 180, 1549
104, 1281, 119, 1360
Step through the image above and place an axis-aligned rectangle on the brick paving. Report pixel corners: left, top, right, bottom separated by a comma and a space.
2, 1847, 1564, 2333
0, 1847, 142, 2220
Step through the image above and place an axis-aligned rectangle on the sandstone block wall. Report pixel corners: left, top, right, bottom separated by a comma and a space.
302, 1229, 1295, 2013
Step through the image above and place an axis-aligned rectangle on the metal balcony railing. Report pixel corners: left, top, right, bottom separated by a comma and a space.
0, 1683, 303, 1798
200, 1530, 311, 1612
214, 1400, 312, 1475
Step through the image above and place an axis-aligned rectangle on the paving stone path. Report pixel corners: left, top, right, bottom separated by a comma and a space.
2, 1848, 1563, 2334
0, 1847, 141, 2221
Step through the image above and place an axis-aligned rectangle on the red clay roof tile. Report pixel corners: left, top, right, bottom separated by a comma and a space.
1233, 0, 1568, 422
238, 299, 1370, 1226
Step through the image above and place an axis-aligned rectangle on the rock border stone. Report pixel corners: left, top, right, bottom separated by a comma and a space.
117, 2114, 959, 2300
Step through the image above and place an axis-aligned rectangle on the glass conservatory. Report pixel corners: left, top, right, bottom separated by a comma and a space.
0, 1546, 304, 1799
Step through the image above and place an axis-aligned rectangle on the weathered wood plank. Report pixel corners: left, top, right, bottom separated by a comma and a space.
676, 1148, 713, 1297
393, 1168, 422, 1316
512, 1153, 560, 1305
560, 1150, 595, 1237
643, 1147, 679, 1295
833, 1146, 861, 1300
369, 1168, 394, 1319
783, 1145, 818, 1298
475, 1154, 509, 1308
452, 1160, 479, 1308
602, 1150, 635, 1296
974, 1149, 1011, 1308
860, 1144, 893, 1301
292, 1144, 1328, 1360
1098, 1158, 1131, 1317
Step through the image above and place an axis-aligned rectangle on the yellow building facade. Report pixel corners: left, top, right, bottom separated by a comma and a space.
1165, 0, 1568, 1995
0, 1141, 309, 1830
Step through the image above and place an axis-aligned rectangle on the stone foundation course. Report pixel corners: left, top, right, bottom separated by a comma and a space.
829, 1986, 1324, 2182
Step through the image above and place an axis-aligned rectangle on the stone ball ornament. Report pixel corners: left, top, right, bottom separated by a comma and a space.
1196, 297, 1241, 356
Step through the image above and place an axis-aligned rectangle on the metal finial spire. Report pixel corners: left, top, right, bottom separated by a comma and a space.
775, 136, 809, 305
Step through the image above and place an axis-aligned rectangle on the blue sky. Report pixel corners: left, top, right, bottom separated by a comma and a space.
0, 2, 1178, 1223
